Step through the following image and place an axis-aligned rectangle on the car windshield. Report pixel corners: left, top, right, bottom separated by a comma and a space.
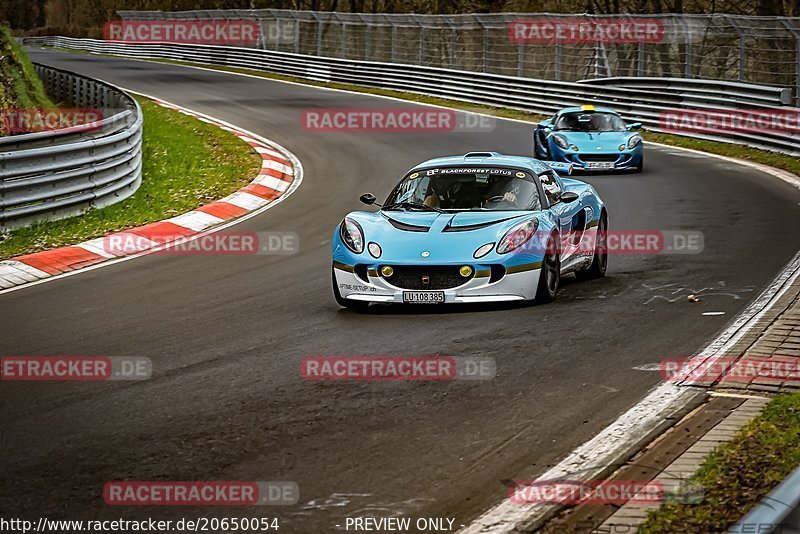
384, 167, 542, 211
554, 111, 626, 132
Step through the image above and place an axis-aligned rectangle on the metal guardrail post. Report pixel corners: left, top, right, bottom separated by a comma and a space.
727, 16, 747, 82
779, 19, 800, 107
481, 24, 488, 73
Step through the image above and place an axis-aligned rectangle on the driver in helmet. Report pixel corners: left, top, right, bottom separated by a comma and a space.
482, 178, 519, 207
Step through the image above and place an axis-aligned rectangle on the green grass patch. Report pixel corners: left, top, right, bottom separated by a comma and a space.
97, 53, 800, 180
1, 26, 55, 112
640, 392, 800, 533
0, 96, 260, 259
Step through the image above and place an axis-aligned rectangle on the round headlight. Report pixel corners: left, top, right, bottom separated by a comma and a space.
627, 135, 642, 149
340, 218, 364, 254
368, 242, 382, 258
473, 242, 494, 259
552, 134, 569, 149
380, 265, 394, 277
497, 218, 539, 254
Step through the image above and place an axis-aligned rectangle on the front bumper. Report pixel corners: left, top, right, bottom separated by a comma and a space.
550, 145, 643, 171
333, 262, 541, 304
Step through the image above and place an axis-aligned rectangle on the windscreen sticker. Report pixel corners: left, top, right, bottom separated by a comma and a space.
424, 167, 515, 176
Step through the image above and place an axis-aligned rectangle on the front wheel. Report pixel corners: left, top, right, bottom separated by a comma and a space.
576, 212, 608, 281
632, 154, 644, 173
535, 235, 561, 304
332, 265, 370, 312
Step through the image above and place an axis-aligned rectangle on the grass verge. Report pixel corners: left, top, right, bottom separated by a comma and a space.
640, 392, 800, 533
41, 49, 800, 179
0, 96, 260, 260
1, 26, 54, 113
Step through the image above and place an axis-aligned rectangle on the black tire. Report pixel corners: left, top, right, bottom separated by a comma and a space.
332, 265, 369, 312
535, 234, 561, 304
632, 154, 644, 173
576, 211, 608, 281
533, 129, 548, 159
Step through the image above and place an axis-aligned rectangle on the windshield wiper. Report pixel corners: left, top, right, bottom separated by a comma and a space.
383, 201, 445, 213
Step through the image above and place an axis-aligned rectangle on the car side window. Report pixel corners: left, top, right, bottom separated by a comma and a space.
539, 171, 563, 206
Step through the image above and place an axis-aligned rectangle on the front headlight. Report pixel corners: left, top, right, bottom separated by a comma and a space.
627, 135, 642, 149
473, 242, 494, 259
368, 242, 382, 258
552, 134, 569, 149
497, 219, 539, 254
340, 218, 364, 253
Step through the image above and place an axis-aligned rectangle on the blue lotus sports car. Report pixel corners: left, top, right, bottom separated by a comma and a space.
332, 152, 608, 311
533, 105, 644, 172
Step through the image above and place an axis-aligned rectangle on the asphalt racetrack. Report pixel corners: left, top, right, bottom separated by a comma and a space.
2, 48, 800, 532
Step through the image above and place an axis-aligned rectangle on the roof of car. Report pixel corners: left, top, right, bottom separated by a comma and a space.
558, 105, 618, 115
410, 152, 552, 175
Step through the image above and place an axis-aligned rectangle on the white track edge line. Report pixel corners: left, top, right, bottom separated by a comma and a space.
459, 249, 800, 533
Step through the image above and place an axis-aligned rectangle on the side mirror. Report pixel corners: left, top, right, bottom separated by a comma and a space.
559, 191, 579, 204
360, 193, 377, 205
627, 122, 642, 131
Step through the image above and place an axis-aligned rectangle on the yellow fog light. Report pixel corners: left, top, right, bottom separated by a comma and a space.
459, 265, 474, 277
381, 265, 394, 277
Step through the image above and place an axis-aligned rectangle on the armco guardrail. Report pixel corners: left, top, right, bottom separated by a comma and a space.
0, 63, 142, 230
732, 464, 800, 533
22, 36, 800, 157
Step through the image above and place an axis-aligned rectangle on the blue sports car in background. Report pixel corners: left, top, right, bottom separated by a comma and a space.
332, 152, 608, 311
533, 105, 644, 173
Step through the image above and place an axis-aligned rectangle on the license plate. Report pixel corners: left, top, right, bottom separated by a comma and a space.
403, 291, 445, 304
586, 161, 615, 169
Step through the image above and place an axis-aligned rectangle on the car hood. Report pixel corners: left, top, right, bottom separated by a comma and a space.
556, 131, 633, 151
345, 210, 537, 263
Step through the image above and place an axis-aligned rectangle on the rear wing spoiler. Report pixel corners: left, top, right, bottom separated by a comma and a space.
545, 161, 574, 175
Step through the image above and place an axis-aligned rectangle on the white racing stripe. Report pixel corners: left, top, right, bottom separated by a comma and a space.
262, 158, 294, 175
254, 175, 291, 192
222, 191, 271, 211
0, 261, 51, 287
166, 211, 226, 232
